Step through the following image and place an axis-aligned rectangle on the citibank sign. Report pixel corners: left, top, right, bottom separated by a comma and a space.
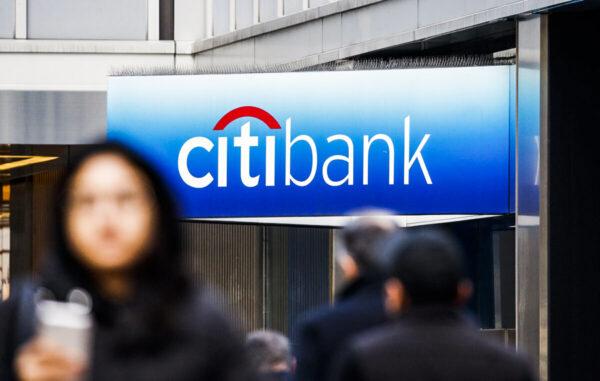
108, 67, 514, 218
178, 106, 431, 190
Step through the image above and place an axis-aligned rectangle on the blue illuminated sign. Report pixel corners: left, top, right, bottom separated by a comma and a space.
108, 67, 512, 218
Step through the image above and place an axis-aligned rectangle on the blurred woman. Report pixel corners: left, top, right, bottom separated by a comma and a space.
0, 143, 253, 381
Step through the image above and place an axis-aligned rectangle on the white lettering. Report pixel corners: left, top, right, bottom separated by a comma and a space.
403, 116, 432, 185
234, 123, 260, 187
218, 137, 228, 187
179, 114, 434, 190
178, 137, 214, 188
323, 134, 354, 186
266, 136, 276, 186
285, 118, 317, 187
363, 134, 395, 185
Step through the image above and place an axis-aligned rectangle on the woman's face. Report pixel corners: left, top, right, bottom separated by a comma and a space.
65, 153, 157, 275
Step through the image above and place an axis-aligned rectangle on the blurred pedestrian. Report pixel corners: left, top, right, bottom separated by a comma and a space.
331, 229, 537, 381
246, 330, 293, 381
0, 143, 254, 381
294, 215, 397, 381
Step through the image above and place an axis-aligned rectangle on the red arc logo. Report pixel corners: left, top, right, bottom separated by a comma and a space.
213, 106, 282, 131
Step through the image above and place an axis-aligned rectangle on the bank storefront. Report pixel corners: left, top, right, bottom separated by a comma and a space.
1, 64, 519, 339
4, 1, 600, 378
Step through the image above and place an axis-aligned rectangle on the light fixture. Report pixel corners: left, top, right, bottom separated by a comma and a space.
0, 155, 58, 171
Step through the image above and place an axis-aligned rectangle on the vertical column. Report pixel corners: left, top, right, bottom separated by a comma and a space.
159, 0, 175, 40
8, 178, 33, 281
516, 15, 548, 380
148, 0, 161, 40
15, 0, 27, 39
205, 0, 213, 38
253, 0, 259, 24
1, 184, 10, 300
545, 11, 600, 380
229, 0, 236, 32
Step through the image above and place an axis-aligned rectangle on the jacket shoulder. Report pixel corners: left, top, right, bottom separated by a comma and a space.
348, 323, 536, 380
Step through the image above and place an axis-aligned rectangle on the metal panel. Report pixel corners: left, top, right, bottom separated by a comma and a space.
236, 0, 255, 29
213, 0, 232, 36
323, 14, 342, 51
284, 0, 303, 15
310, 0, 330, 7
28, 0, 148, 40
8, 178, 32, 280
492, 230, 515, 329
260, 0, 278, 22
516, 15, 547, 379
266, 226, 289, 332
0, 91, 106, 145
0, 0, 15, 39
32, 166, 66, 273
341, 0, 418, 47
189, 51, 214, 67
417, 0, 516, 27
211, 39, 255, 66
174, 0, 208, 40
171, 222, 333, 335
266, 225, 331, 337
179, 222, 264, 332
160, 0, 175, 40
254, 19, 322, 64
183, 0, 572, 63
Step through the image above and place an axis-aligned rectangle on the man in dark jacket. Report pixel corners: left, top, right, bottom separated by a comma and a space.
331, 229, 537, 381
293, 215, 397, 381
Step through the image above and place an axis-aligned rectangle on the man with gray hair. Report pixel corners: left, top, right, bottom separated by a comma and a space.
246, 330, 293, 381
293, 214, 397, 381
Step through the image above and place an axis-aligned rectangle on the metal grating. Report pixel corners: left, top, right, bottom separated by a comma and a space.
266, 225, 331, 337
180, 222, 332, 336
32, 167, 65, 274
179, 222, 264, 332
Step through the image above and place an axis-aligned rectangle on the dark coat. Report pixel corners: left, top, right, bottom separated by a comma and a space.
293, 276, 388, 381
0, 281, 255, 381
331, 305, 537, 381
258, 371, 291, 381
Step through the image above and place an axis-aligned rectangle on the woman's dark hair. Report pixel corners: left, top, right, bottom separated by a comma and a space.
41, 141, 190, 352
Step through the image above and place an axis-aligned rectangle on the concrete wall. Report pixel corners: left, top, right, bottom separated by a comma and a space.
0, 40, 174, 91
27, 0, 148, 40
179, 0, 572, 68
0, 91, 106, 144
0, 0, 575, 144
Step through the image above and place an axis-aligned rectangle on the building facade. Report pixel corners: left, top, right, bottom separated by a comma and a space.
2, 1, 599, 379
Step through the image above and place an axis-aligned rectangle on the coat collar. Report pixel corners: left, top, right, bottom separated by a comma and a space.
336, 275, 383, 301
398, 304, 475, 327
